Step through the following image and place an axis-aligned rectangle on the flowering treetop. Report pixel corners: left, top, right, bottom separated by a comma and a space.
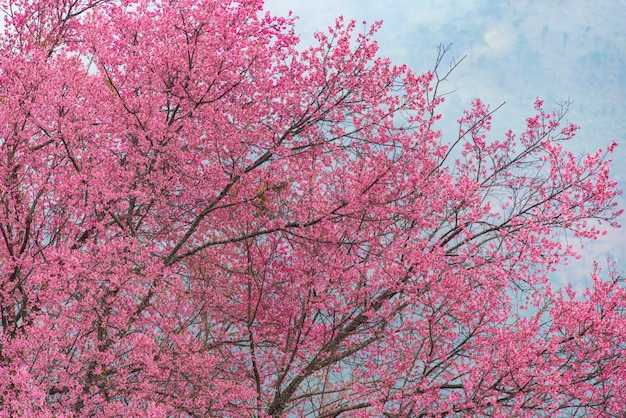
0, 0, 623, 416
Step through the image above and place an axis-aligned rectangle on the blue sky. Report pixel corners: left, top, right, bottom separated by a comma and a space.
265, 0, 626, 290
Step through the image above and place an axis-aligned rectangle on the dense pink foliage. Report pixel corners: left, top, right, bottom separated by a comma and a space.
0, 0, 624, 416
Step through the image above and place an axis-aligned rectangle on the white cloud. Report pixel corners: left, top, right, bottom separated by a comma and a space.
482, 24, 515, 53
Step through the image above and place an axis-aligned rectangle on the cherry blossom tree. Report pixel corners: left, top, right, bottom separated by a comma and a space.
0, 0, 624, 416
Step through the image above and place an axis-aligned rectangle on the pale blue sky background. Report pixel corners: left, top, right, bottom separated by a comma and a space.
265, 0, 626, 291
